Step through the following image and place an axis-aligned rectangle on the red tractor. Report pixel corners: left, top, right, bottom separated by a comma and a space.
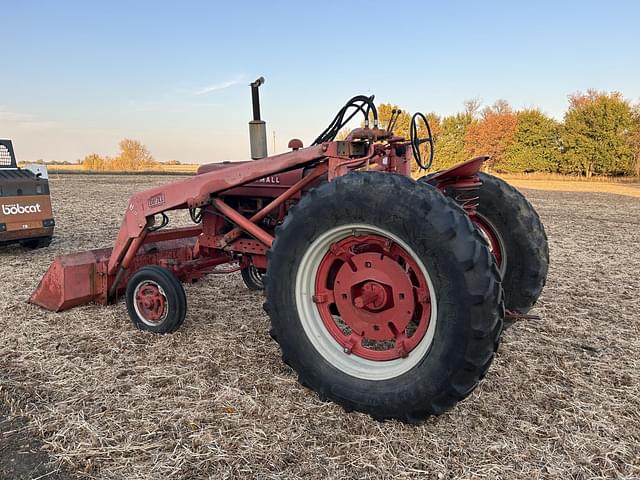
32, 79, 548, 422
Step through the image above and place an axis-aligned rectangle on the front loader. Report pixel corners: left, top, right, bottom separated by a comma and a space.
31, 79, 548, 422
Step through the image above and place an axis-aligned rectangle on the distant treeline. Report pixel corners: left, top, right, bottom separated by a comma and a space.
384, 90, 640, 178
80, 139, 182, 171
65, 90, 638, 178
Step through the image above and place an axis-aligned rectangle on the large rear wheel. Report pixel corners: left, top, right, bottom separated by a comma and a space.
265, 172, 503, 422
472, 173, 548, 317
419, 172, 549, 326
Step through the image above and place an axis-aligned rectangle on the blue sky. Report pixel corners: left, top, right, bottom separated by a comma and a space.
1, 0, 639, 163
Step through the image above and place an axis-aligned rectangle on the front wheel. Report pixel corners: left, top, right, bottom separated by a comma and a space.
265, 172, 503, 422
240, 265, 265, 290
125, 266, 187, 333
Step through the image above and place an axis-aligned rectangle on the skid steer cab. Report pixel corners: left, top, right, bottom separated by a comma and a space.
0, 139, 55, 248
31, 79, 549, 423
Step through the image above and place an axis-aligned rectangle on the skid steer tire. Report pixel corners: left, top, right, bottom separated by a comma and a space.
21, 236, 52, 249
264, 172, 503, 422
126, 266, 187, 334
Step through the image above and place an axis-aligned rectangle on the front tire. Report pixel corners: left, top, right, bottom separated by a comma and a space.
240, 265, 265, 290
265, 172, 503, 422
126, 266, 187, 333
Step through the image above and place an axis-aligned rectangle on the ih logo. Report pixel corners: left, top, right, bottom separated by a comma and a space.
148, 193, 165, 208
2, 203, 42, 215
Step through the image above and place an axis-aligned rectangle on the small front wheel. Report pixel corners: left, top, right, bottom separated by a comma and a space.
125, 266, 187, 333
240, 265, 265, 291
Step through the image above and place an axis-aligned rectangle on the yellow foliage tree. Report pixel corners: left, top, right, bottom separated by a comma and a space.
112, 139, 156, 171
81, 139, 157, 171
81, 153, 106, 171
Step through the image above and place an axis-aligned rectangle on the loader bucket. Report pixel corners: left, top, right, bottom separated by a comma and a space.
30, 248, 112, 311
31, 238, 199, 312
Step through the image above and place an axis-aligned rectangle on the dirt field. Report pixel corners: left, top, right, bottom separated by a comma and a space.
1, 174, 639, 479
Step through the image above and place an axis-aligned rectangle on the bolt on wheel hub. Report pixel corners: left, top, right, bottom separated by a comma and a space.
314, 233, 432, 361
353, 281, 389, 311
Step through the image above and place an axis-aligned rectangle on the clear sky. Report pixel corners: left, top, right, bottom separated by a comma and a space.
2, 0, 639, 163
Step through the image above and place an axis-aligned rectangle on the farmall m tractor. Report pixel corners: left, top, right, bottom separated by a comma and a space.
32, 79, 548, 422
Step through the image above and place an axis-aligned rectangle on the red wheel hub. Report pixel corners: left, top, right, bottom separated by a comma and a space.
353, 281, 389, 311
314, 234, 432, 361
135, 282, 167, 322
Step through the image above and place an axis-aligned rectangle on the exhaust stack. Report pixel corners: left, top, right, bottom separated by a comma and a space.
249, 77, 267, 159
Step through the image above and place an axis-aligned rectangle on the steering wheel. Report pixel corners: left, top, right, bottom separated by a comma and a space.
410, 112, 435, 170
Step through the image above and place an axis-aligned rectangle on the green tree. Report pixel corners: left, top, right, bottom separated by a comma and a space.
561, 90, 635, 177
630, 105, 640, 176
501, 109, 562, 173
431, 99, 479, 170
432, 112, 475, 170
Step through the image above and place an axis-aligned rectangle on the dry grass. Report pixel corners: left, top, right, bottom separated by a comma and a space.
499, 175, 640, 198
499, 172, 640, 184
1, 174, 639, 479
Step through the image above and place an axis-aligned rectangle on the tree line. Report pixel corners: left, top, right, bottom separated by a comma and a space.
80, 139, 182, 171
82, 90, 640, 177
81, 139, 158, 171
379, 90, 640, 177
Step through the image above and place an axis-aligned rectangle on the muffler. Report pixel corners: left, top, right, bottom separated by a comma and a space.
248, 77, 267, 159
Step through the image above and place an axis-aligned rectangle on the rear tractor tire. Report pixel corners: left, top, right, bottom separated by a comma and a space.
420, 172, 549, 327
265, 172, 503, 422
125, 266, 187, 334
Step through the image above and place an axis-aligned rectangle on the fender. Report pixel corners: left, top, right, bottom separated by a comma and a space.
421, 156, 489, 190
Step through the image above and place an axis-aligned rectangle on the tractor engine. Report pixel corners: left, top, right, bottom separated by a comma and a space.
196, 161, 318, 231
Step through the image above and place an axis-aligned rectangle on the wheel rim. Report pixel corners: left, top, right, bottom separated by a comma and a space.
248, 266, 264, 288
133, 280, 169, 326
473, 214, 507, 275
295, 224, 438, 381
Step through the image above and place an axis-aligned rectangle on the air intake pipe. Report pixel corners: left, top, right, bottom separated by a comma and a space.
249, 77, 267, 159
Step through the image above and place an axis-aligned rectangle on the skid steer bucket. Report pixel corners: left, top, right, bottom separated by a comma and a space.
30, 236, 200, 312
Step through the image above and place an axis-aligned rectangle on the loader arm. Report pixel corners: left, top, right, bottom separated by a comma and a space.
108, 143, 328, 276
